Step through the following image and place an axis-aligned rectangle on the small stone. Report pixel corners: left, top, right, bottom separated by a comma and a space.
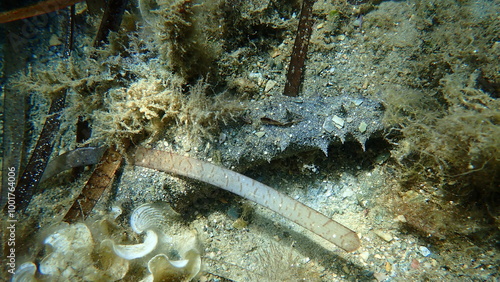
385, 262, 392, 272
419, 246, 431, 257
374, 272, 387, 282
395, 214, 407, 223
49, 34, 62, 46
353, 18, 362, 28
264, 80, 277, 92
358, 121, 367, 133
331, 115, 344, 129
374, 230, 393, 242
255, 131, 266, 138
492, 41, 500, 52
270, 49, 281, 58
411, 259, 420, 269
342, 188, 354, 198
323, 118, 336, 133
300, 257, 311, 264
359, 251, 370, 261
248, 72, 264, 86
352, 98, 364, 106
342, 265, 349, 273
232, 218, 248, 229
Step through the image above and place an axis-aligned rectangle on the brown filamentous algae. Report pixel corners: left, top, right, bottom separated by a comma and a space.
134, 147, 360, 252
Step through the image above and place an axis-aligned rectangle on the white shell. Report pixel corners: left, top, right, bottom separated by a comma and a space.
12, 262, 37, 282
108, 229, 158, 260
130, 202, 176, 234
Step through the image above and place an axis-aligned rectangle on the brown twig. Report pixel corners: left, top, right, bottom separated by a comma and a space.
0, 0, 83, 24
283, 0, 316, 97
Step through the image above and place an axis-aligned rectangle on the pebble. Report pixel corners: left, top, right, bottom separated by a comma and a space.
331, 115, 345, 129
49, 34, 62, 46
341, 188, 354, 198
254, 131, 266, 138
395, 214, 407, 223
323, 117, 336, 133
359, 251, 370, 261
374, 230, 393, 242
264, 80, 277, 92
358, 121, 367, 133
385, 262, 392, 272
373, 272, 387, 282
419, 246, 431, 257
352, 98, 364, 106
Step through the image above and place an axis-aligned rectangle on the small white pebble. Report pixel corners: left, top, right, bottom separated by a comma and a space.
395, 214, 407, 223
254, 131, 266, 138
359, 251, 370, 261
264, 80, 277, 92
374, 230, 393, 242
419, 246, 431, 257
332, 115, 345, 129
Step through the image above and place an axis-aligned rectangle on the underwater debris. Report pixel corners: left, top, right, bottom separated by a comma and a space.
40, 146, 107, 182
284, 0, 316, 97
134, 147, 361, 252
0, 0, 83, 23
63, 146, 125, 223
93, 0, 129, 47
13, 91, 66, 213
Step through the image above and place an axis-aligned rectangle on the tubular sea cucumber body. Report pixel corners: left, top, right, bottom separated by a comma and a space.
134, 147, 360, 252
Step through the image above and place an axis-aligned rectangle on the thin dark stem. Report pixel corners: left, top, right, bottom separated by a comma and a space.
283, 0, 316, 97
12, 91, 66, 212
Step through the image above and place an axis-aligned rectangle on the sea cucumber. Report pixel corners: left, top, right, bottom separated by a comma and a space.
133, 147, 361, 252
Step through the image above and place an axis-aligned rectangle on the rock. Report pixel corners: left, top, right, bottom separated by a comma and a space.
374, 230, 393, 242
419, 246, 431, 257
